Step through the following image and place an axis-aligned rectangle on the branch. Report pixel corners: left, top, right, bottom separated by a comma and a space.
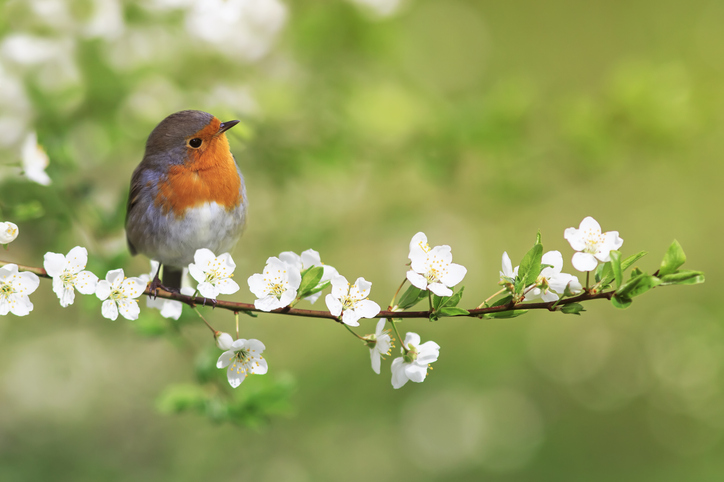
0, 259, 614, 320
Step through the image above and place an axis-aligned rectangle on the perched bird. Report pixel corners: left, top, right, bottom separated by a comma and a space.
125, 110, 247, 292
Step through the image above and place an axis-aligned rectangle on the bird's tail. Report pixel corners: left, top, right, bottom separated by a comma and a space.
163, 266, 183, 292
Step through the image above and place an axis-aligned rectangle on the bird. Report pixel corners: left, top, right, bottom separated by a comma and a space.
125, 110, 247, 293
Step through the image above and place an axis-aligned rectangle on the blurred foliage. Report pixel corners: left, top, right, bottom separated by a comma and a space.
0, 0, 723, 481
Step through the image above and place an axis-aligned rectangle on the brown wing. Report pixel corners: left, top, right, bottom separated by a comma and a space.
125, 166, 144, 256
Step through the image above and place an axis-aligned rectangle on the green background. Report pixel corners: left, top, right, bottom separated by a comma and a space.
0, 0, 722, 480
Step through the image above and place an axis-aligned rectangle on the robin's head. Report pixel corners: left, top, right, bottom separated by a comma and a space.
144, 110, 240, 165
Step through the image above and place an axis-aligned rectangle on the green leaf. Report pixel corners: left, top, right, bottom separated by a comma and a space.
297, 266, 324, 298
659, 270, 705, 286
561, 303, 585, 315
621, 250, 648, 271
489, 294, 513, 307
616, 273, 661, 299
439, 307, 470, 317
432, 294, 446, 311
303, 280, 330, 297
396, 285, 427, 310
535, 230, 542, 245
610, 250, 623, 289
597, 261, 614, 287
516, 244, 543, 294
612, 295, 632, 309
444, 286, 465, 308
483, 310, 528, 319
659, 240, 686, 276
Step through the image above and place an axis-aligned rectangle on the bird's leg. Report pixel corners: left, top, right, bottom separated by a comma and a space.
201, 297, 218, 309
149, 262, 163, 299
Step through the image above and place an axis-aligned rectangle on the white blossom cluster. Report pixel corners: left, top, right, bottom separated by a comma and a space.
1, 216, 624, 389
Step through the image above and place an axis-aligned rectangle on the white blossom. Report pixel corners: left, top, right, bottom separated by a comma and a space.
366, 318, 393, 374
215, 331, 234, 350
500, 251, 519, 284
247, 256, 301, 311
216, 338, 268, 388
188, 248, 240, 299
0, 221, 18, 244
0, 264, 40, 316
21, 131, 51, 186
525, 251, 583, 302
325, 275, 381, 327
43, 246, 99, 307
95, 268, 145, 321
391, 332, 440, 389
278, 248, 338, 303
407, 232, 467, 297
564, 216, 624, 272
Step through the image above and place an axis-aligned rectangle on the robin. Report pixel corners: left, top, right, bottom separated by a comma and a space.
125, 110, 247, 293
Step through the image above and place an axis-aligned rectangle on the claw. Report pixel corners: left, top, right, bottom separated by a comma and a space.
148, 263, 181, 297
201, 297, 218, 308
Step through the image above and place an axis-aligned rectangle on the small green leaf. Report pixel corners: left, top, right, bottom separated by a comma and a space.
612, 295, 632, 309
535, 230, 542, 245
597, 261, 614, 287
616, 273, 661, 299
489, 294, 513, 307
432, 294, 446, 311
240, 310, 258, 317
444, 286, 465, 308
659, 270, 705, 286
621, 251, 647, 271
610, 250, 623, 289
516, 244, 543, 294
561, 303, 585, 315
297, 266, 324, 298
303, 280, 330, 297
483, 310, 528, 319
659, 240, 686, 277
396, 285, 422, 309
439, 307, 470, 317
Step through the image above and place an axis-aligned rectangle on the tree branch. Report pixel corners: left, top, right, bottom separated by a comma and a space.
0, 259, 615, 320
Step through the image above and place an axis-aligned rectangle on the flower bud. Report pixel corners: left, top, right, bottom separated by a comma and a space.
215, 331, 234, 350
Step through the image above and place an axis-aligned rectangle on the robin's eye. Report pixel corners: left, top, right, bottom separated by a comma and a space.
188, 138, 203, 148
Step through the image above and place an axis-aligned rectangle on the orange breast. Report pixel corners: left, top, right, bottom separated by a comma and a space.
154, 119, 242, 216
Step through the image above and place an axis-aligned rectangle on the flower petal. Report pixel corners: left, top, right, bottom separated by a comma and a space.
416, 341, 440, 364
246, 339, 266, 353
217, 350, 235, 368
254, 295, 280, 312
352, 277, 372, 299
102, 299, 118, 320
43, 252, 67, 277
74, 271, 99, 295
406, 270, 428, 290
188, 263, 206, 284
579, 216, 602, 234
300, 249, 321, 269
325, 293, 343, 316
251, 357, 268, 375
106, 268, 125, 289
572, 252, 598, 272
370, 350, 381, 374
404, 332, 421, 349
193, 248, 217, 268
227, 366, 245, 388
330, 275, 349, 298
278, 251, 302, 270
353, 299, 381, 320
215, 278, 240, 295
441, 262, 466, 288
428, 283, 453, 297
564, 227, 586, 251
65, 246, 88, 274
540, 250, 563, 277
375, 318, 387, 337
197, 282, 219, 299
95, 280, 111, 300
118, 299, 140, 320
391, 358, 408, 389
341, 309, 361, 327
159, 299, 183, 320
404, 363, 428, 383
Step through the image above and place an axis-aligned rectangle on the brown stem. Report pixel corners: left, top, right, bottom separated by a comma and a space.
0, 259, 617, 321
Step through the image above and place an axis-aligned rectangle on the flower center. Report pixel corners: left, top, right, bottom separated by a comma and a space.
403, 343, 418, 363
60, 272, 76, 289
267, 282, 286, 299
231, 348, 254, 377
425, 268, 441, 284
341, 295, 357, 310
418, 241, 431, 253
582, 230, 604, 254
0, 281, 13, 298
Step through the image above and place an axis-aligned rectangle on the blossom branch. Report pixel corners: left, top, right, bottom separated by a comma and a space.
0, 258, 615, 319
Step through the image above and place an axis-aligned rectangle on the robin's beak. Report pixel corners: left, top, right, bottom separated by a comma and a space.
218, 120, 240, 134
